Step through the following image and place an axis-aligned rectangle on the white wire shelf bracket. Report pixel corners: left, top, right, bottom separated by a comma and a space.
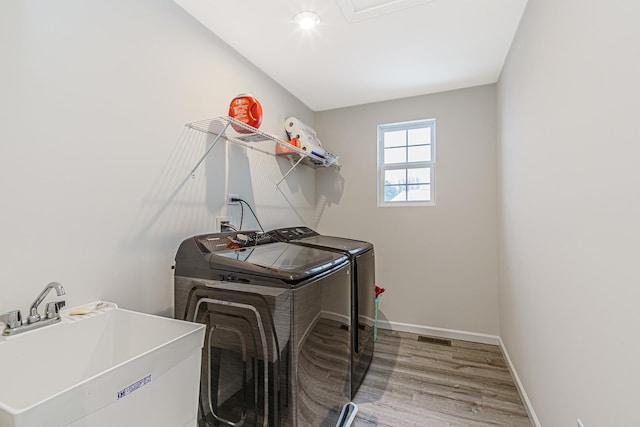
184, 116, 340, 187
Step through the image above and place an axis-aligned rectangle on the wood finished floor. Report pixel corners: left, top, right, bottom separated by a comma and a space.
352, 329, 532, 427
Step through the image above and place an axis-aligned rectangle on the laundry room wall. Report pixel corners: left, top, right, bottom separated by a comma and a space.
314, 85, 499, 336
497, 0, 640, 425
0, 0, 316, 317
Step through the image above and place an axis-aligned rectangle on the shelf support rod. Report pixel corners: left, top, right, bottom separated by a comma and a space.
276, 155, 305, 189
188, 121, 232, 177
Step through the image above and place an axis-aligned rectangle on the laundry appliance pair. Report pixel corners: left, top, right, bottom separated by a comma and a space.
174, 228, 374, 427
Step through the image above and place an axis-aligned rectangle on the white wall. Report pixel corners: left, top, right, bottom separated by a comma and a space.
0, 0, 316, 317
497, 0, 640, 425
315, 85, 499, 335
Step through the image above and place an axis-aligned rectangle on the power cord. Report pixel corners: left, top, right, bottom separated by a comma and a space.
239, 201, 244, 230
231, 197, 264, 232
221, 222, 238, 232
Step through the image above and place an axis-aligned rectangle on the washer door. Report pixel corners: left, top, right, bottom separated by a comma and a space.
188, 287, 288, 427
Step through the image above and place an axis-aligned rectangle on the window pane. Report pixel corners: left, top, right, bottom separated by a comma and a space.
384, 169, 406, 185
408, 145, 431, 162
378, 119, 435, 206
407, 167, 430, 184
384, 147, 406, 164
384, 185, 406, 202
407, 184, 431, 201
408, 127, 430, 146
383, 130, 406, 148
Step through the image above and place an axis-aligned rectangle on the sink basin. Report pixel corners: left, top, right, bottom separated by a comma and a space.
0, 302, 205, 427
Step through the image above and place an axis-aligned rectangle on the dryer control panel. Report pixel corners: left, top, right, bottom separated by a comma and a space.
268, 226, 319, 241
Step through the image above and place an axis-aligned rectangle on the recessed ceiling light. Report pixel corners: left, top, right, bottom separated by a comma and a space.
294, 11, 321, 30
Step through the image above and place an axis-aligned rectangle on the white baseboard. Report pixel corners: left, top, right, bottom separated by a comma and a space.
376, 320, 540, 426
376, 319, 500, 345
497, 337, 542, 427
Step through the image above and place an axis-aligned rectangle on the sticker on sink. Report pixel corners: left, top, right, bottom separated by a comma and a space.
117, 374, 152, 400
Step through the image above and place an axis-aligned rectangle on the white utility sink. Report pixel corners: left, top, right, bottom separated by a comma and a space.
0, 302, 205, 427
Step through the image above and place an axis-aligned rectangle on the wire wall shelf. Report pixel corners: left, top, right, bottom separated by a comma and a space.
185, 116, 340, 187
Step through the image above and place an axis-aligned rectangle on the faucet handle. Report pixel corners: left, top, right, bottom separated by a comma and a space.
45, 301, 66, 319
0, 310, 22, 329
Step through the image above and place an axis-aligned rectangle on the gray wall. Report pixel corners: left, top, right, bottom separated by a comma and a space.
497, 0, 640, 425
0, 0, 316, 317
315, 85, 499, 336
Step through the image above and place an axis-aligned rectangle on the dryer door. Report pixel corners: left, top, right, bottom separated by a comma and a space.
352, 249, 376, 398
293, 263, 351, 427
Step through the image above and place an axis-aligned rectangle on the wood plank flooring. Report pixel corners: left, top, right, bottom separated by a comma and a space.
352, 329, 532, 427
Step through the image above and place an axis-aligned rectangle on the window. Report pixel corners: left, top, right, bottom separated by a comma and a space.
377, 119, 435, 206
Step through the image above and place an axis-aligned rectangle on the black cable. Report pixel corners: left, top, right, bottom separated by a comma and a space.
239, 201, 244, 230
224, 223, 238, 232
237, 198, 264, 232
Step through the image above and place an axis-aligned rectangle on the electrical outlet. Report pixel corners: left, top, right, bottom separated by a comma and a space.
577, 418, 585, 427
228, 194, 240, 205
216, 216, 232, 232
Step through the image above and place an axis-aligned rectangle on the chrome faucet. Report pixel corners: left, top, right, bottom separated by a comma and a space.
1, 282, 66, 336
0, 310, 22, 329
28, 282, 65, 324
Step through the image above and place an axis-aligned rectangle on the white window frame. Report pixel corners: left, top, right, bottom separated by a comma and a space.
377, 118, 436, 207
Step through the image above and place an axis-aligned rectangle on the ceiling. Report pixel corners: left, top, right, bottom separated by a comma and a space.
173, 0, 528, 111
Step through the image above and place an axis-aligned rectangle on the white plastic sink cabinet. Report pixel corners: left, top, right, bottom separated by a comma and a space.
0, 302, 205, 427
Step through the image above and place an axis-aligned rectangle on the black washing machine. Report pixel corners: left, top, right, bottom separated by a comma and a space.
174, 230, 352, 427
268, 227, 375, 399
